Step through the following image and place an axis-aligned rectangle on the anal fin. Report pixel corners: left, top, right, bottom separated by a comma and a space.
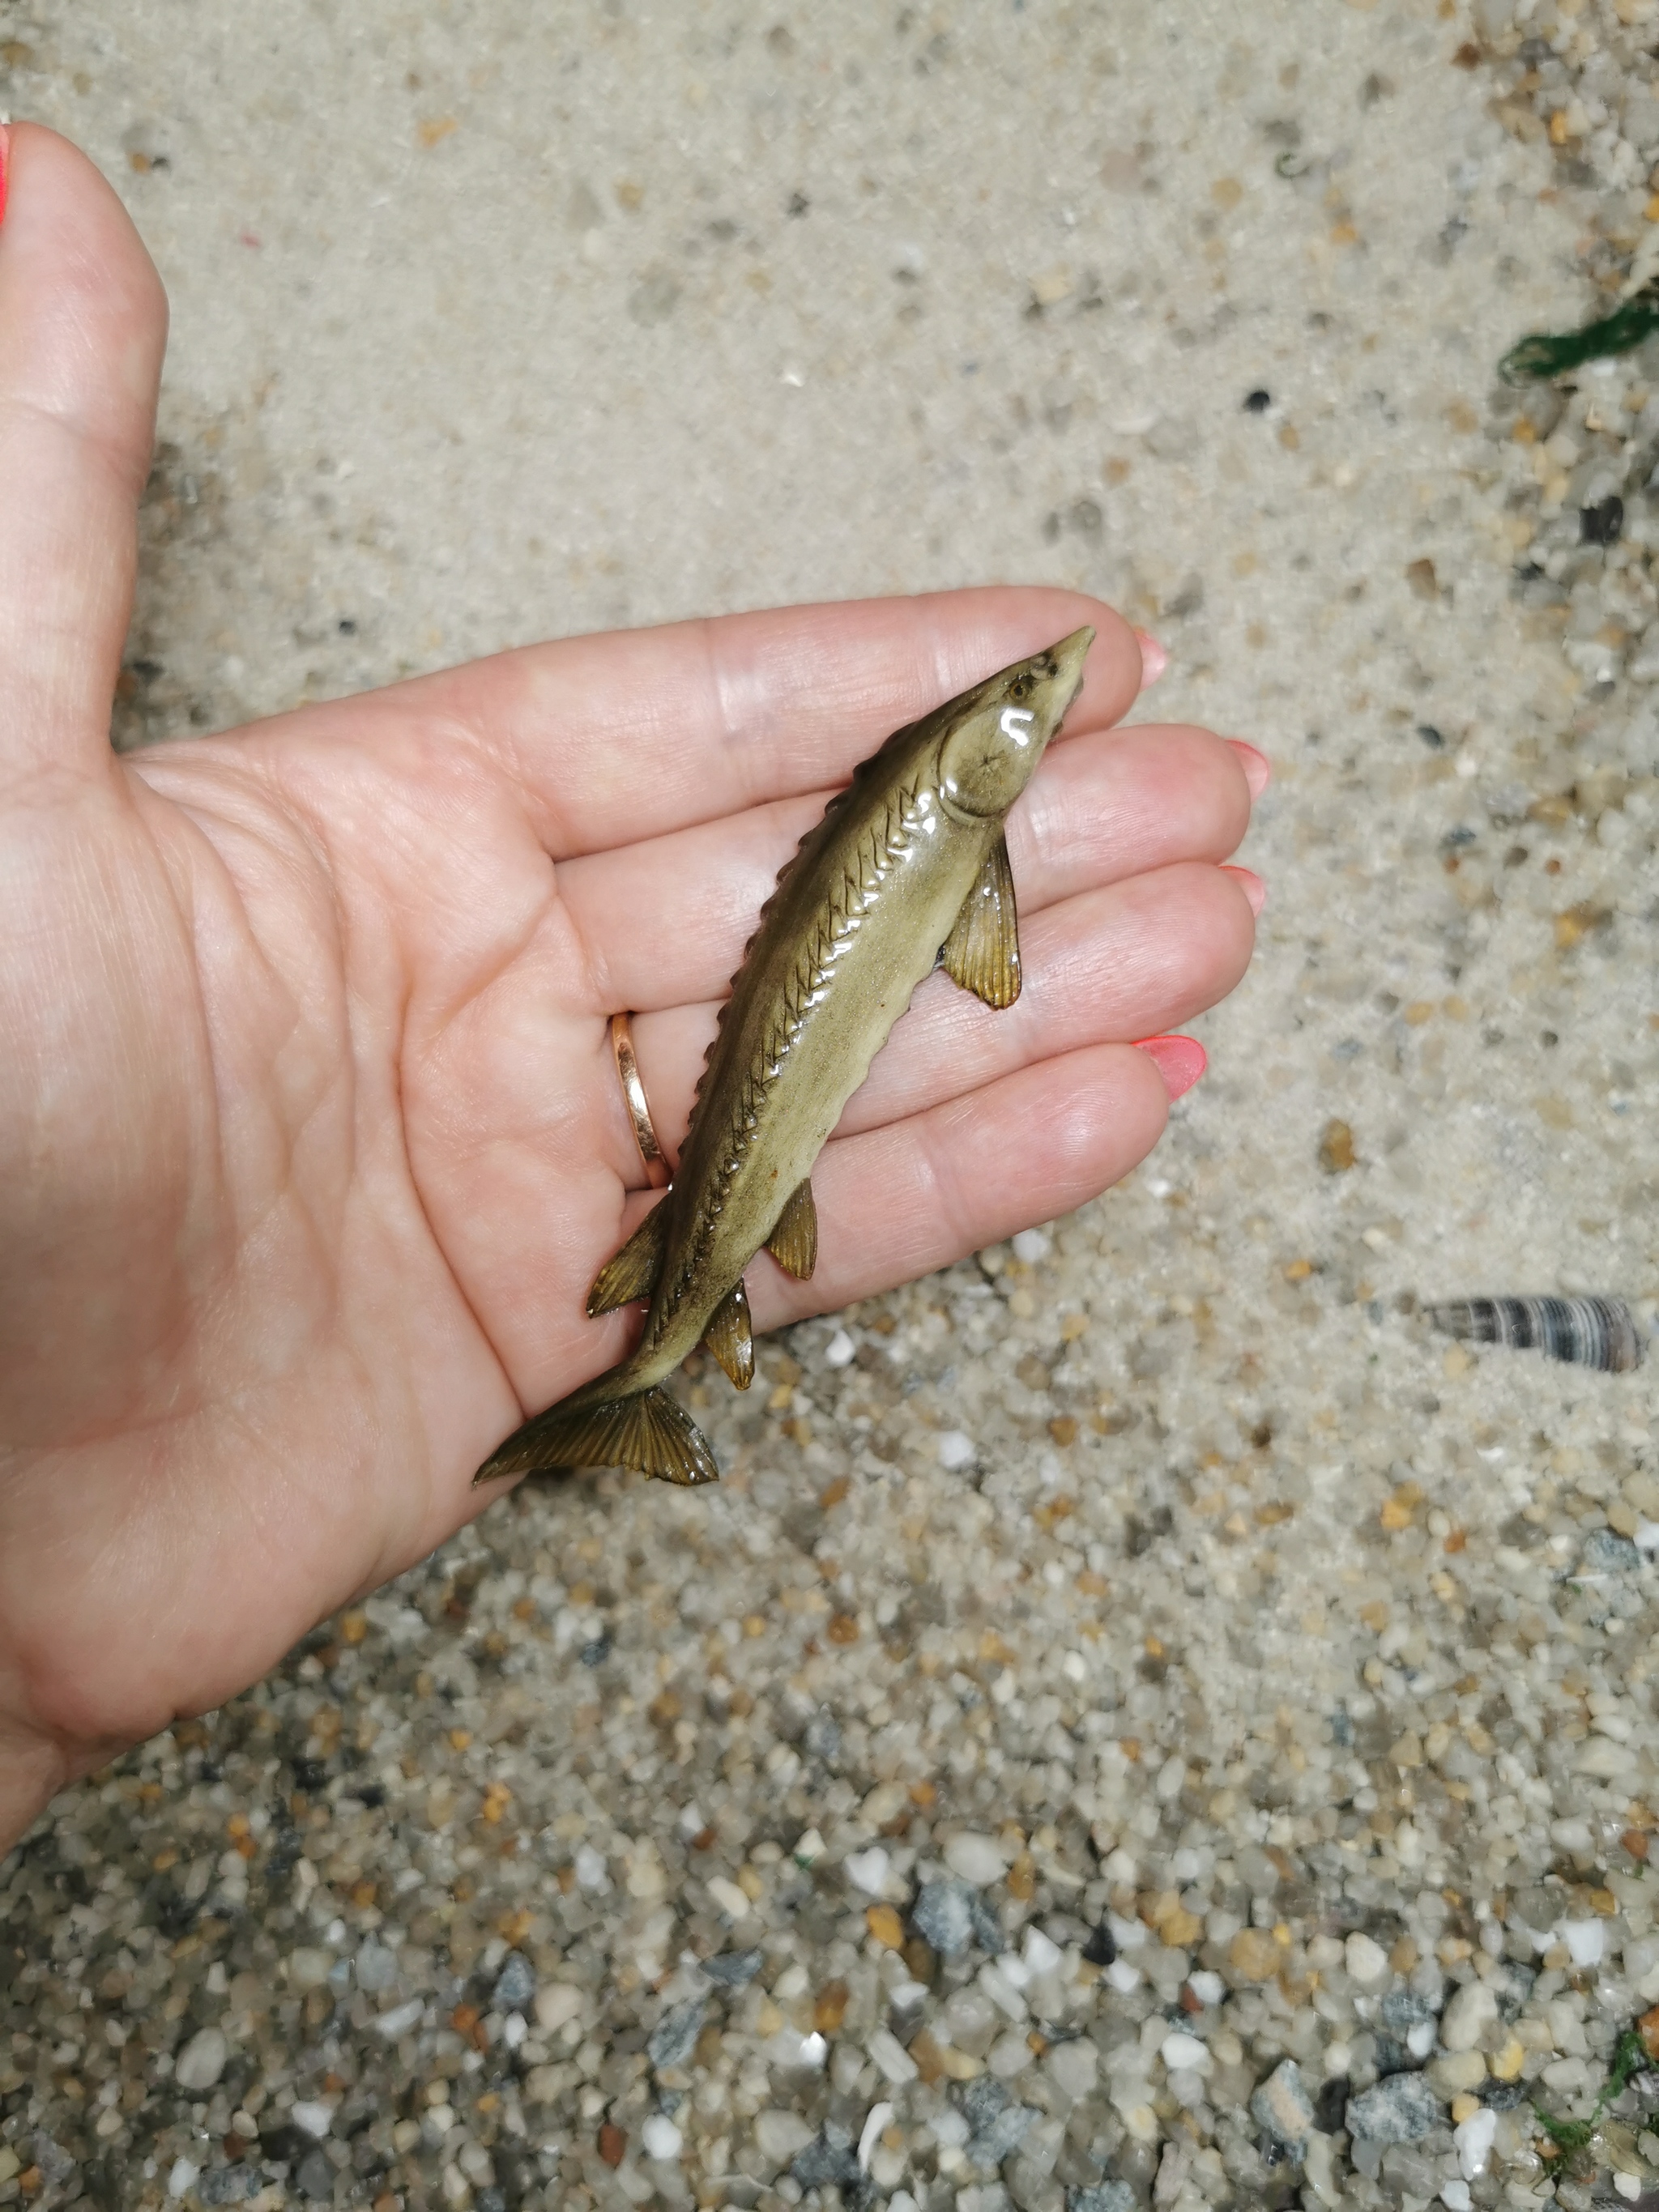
586, 1198, 671, 1317
475, 1384, 719, 1487
702, 1279, 755, 1390
940, 832, 1021, 1009
766, 1178, 818, 1280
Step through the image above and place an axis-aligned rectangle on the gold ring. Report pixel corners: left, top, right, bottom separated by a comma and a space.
610, 1012, 671, 1188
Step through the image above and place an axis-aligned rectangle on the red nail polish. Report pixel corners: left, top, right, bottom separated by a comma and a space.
1133, 1034, 1206, 1102
1223, 864, 1267, 916
1227, 739, 1272, 799
0, 126, 10, 231
1132, 629, 1168, 688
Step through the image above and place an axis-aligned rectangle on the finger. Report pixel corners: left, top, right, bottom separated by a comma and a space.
351, 586, 1148, 858
561, 722, 1253, 1016
603, 861, 1254, 1183
748, 1041, 1171, 1328
0, 126, 168, 789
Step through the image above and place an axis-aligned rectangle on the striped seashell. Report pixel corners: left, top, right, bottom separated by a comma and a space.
1426, 1296, 1644, 1373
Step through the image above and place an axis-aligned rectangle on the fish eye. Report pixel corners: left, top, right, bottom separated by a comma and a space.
1007, 673, 1032, 701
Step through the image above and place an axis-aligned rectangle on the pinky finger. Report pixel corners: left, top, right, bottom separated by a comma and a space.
745, 1042, 1174, 1331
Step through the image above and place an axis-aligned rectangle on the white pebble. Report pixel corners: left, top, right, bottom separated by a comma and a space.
1047, 2039, 1098, 2099
858, 2100, 894, 2172
824, 1329, 856, 1367
290, 2100, 334, 2139
1344, 1933, 1388, 1985
1616, 2177, 1644, 2204
1188, 1971, 1225, 2007
1550, 1817, 1593, 1854
502, 2014, 527, 2049
574, 1843, 608, 1891
1440, 1980, 1499, 2052
944, 1831, 1009, 1886
166, 2162, 199, 2201
1160, 2031, 1210, 2073
754, 2109, 815, 2164
1105, 1959, 1142, 1993
535, 1983, 584, 2033
844, 1847, 891, 1897
1561, 1918, 1606, 1967
937, 1429, 977, 1470
708, 1875, 754, 1920
173, 2027, 228, 2092
374, 1997, 425, 2040
288, 1946, 335, 1991
1440, 2184, 1472, 2212
641, 2115, 683, 2161
1022, 1927, 1063, 1977
1011, 1228, 1051, 1264
1454, 2106, 1497, 2180
868, 2027, 919, 2086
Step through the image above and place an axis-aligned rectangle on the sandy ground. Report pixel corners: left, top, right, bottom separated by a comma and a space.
6, 3, 1659, 2210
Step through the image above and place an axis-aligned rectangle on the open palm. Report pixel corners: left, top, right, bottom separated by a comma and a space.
0, 127, 1262, 1852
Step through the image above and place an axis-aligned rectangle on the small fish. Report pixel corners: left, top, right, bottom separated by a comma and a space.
476, 627, 1095, 1488
1427, 1297, 1644, 1374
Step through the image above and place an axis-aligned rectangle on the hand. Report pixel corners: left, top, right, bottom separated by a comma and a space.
0, 125, 1263, 1853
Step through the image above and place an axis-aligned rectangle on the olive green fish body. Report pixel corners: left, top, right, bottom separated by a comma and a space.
476, 626, 1094, 1489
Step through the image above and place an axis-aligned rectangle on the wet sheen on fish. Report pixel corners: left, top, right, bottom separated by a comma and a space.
476, 626, 1095, 1488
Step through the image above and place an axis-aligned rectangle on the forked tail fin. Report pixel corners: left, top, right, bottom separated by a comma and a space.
474, 1384, 719, 1488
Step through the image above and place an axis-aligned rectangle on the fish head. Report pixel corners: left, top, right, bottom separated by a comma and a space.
935, 625, 1095, 821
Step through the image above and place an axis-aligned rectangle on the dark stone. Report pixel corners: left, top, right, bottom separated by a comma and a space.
1081, 1919, 1117, 1967
647, 1997, 706, 2070
493, 1951, 535, 2010
291, 1758, 328, 1792
804, 1709, 842, 1764
295, 2148, 335, 2201
791, 2122, 861, 2191
1243, 389, 1272, 413
703, 1949, 764, 1987
579, 1636, 611, 1667
1580, 494, 1624, 547
1415, 725, 1444, 750
198, 2169, 263, 2206
1312, 2076, 1349, 2134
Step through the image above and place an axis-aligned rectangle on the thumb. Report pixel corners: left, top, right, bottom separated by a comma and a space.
0, 124, 168, 790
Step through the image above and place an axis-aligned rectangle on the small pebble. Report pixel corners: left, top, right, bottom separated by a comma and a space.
1453, 2105, 1498, 2180
1346, 2072, 1441, 2145
1250, 2057, 1315, 2153
937, 1429, 976, 1470
641, 2114, 683, 2161
1010, 1228, 1051, 1264
824, 1328, 856, 1366
844, 1845, 890, 1895
173, 2027, 228, 2092
944, 1831, 1009, 1886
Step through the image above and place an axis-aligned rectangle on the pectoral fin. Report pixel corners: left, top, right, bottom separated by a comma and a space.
702, 1278, 755, 1390
766, 1177, 818, 1280
586, 1198, 671, 1317
940, 833, 1021, 1008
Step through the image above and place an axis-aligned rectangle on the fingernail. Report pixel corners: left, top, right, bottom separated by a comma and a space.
1132, 629, 1168, 688
1228, 738, 1272, 799
1224, 864, 1267, 916
1133, 1034, 1207, 1102
0, 126, 11, 231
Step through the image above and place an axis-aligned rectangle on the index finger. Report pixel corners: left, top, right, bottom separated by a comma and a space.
332, 586, 1150, 860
